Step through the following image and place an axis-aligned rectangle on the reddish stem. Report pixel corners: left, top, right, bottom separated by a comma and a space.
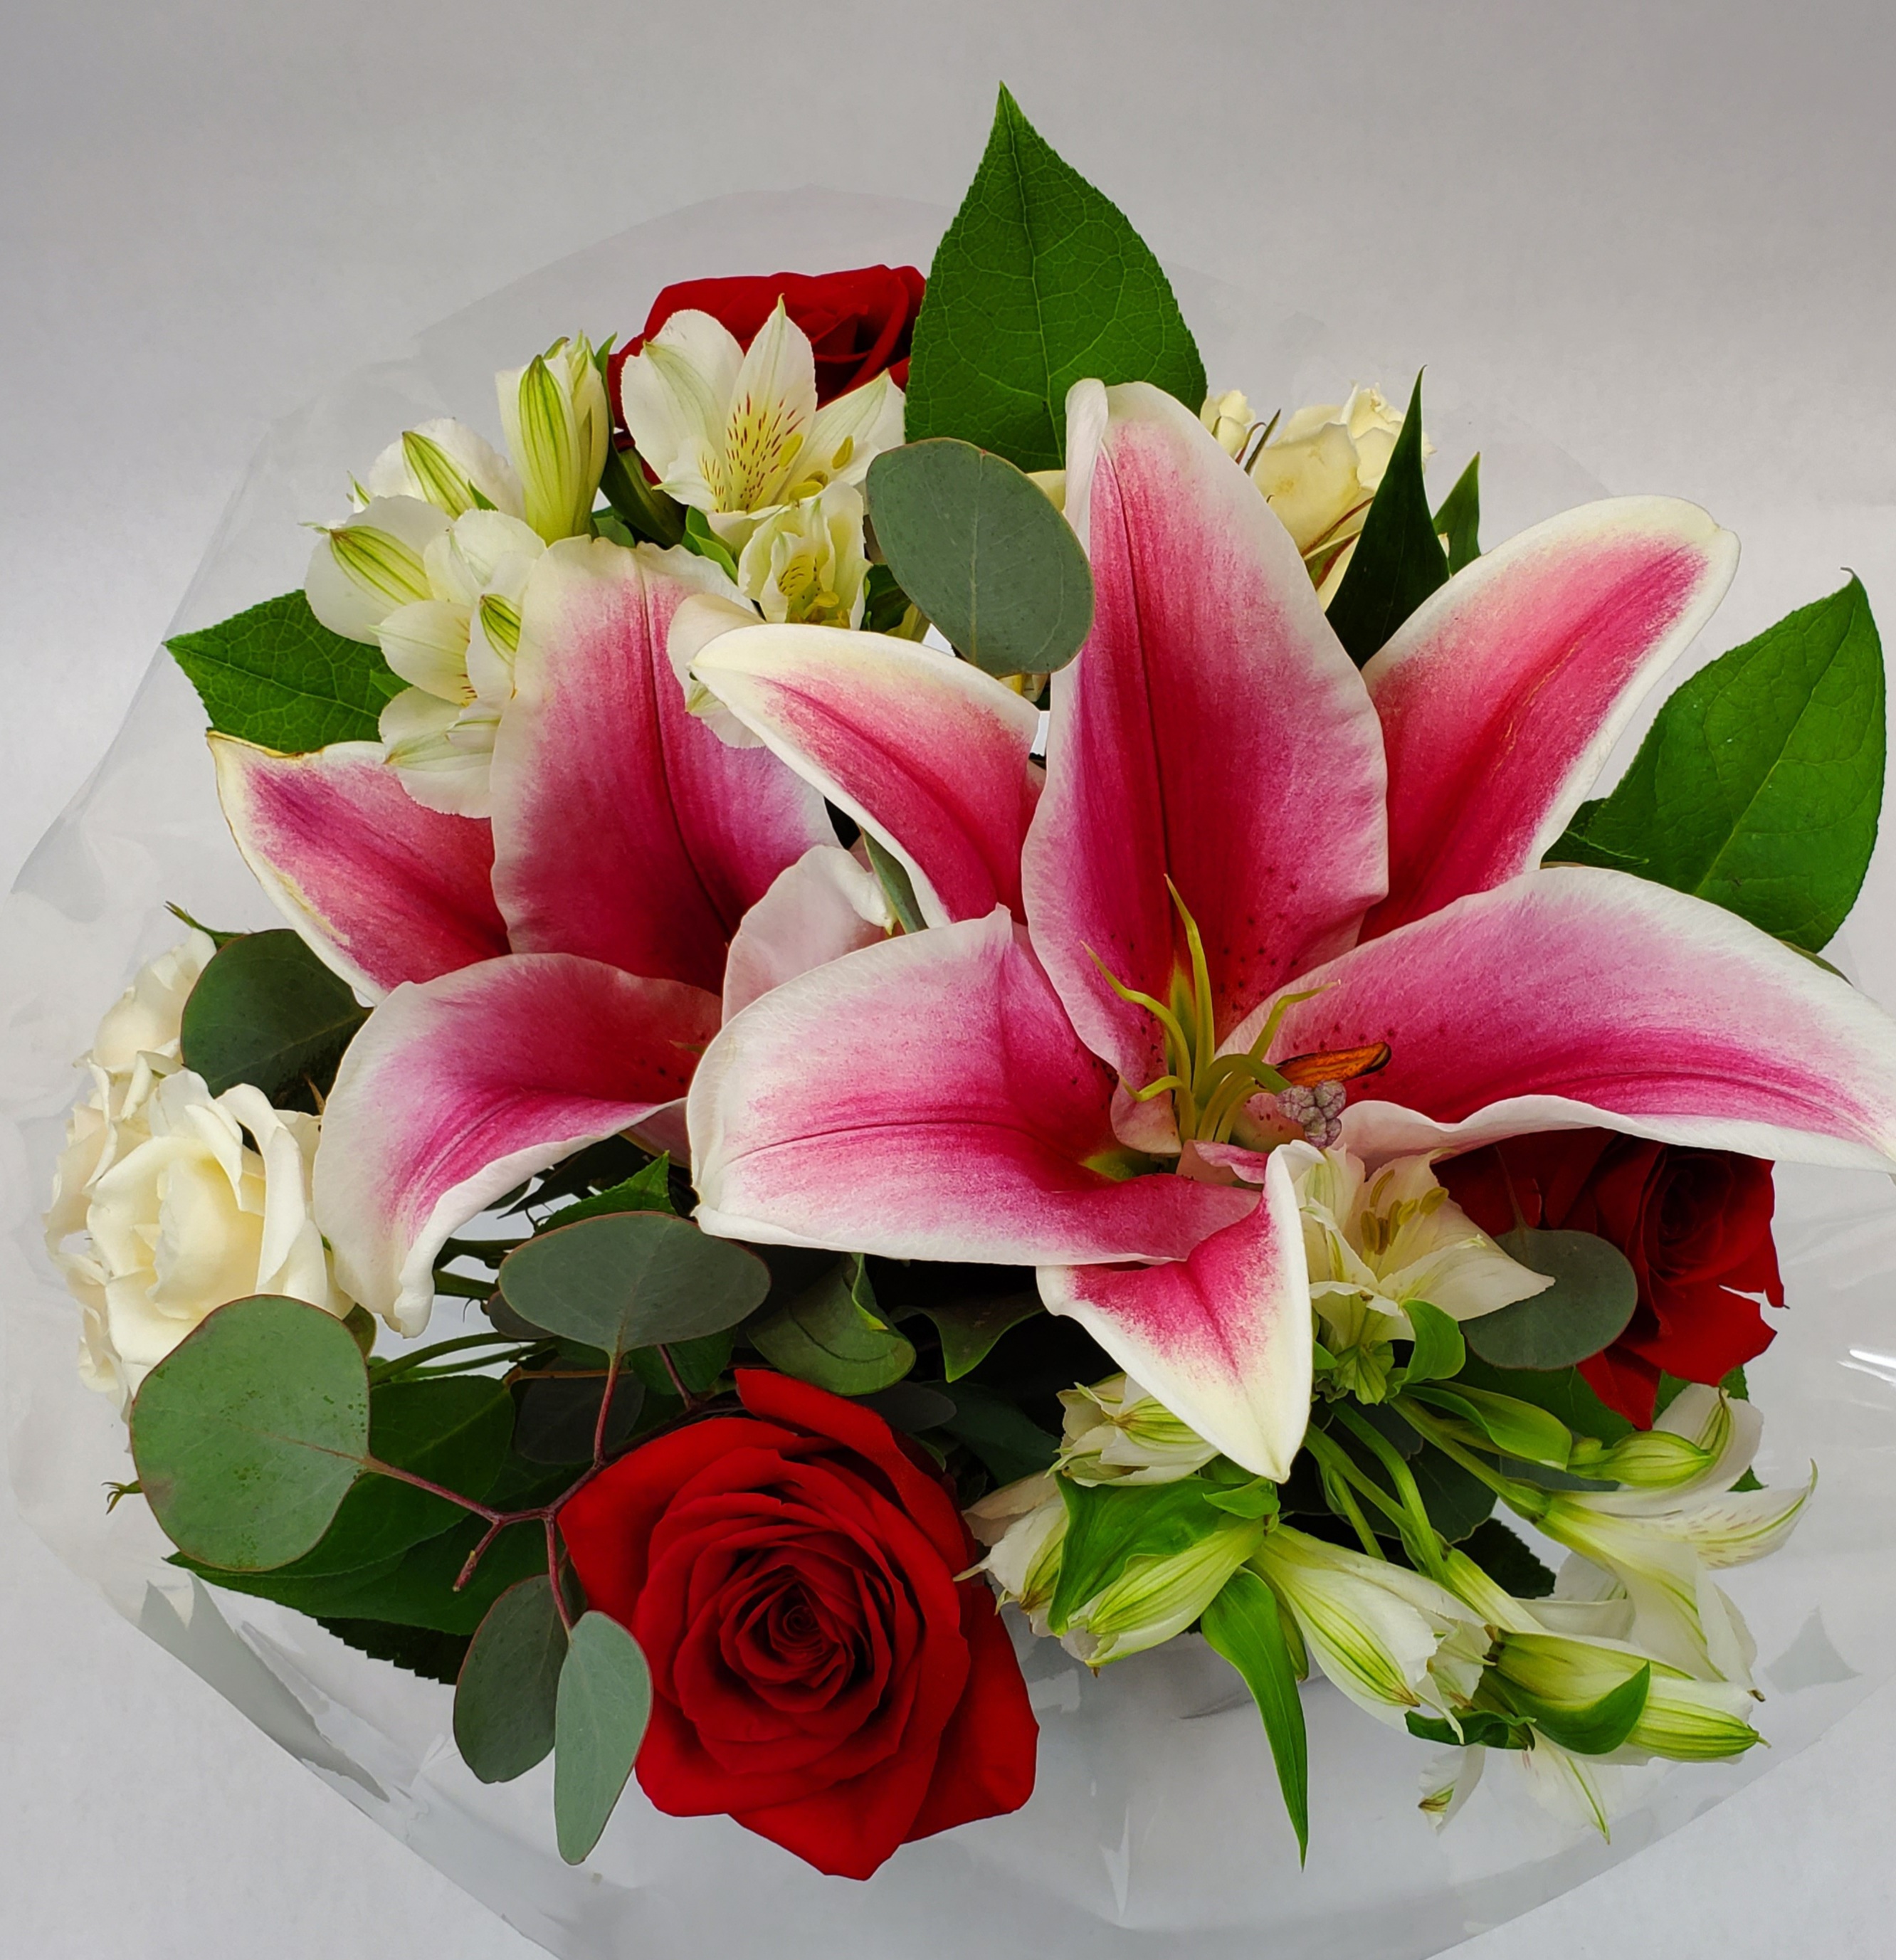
545, 1516, 574, 1633
453, 1517, 505, 1592
364, 1456, 502, 1523
593, 1352, 622, 1466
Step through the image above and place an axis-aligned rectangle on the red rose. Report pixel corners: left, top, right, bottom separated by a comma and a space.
609, 263, 925, 416
557, 1369, 1036, 1878
1438, 1132, 1784, 1427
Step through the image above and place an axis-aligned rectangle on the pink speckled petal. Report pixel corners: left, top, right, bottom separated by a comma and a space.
1362, 497, 1737, 938
315, 953, 720, 1329
1024, 381, 1387, 1093
689, 909, 1253, 1265
490, 539, 831, 992
210, 735, 508, 999
1040, 1147, 1311, 1479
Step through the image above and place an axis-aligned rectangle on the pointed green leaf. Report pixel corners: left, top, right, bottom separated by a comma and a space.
554, 1612, 652, 1863
865, 439, 1093, 675
497, 1213, 769, 1357
455, 1576, 569, 1784
905, 85, 1206, 470
167, 590, 405, 752
131, 1296, 369, 1571
919, 1290, 1043, 1381
1396, 1297, 1466, 1386
1407, 1384, 1574, 1468
179, 929, 367, 1106
1542, 577, 1883, 951
1505, 1663, 1651, 1756
1432, 453, 1481, 574
1201, 1568, 1310, 1859
540, 1153, 676, 1228
863, 832, 926, 933
1325, 373, 1448, 667
749, 1256, 916, 1394
1048, 1477, 1228, 1632
1454, 1354, 1635, 1445
1463, 1228, 1640, 1371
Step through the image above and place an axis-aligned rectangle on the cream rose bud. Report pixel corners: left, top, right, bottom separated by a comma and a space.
1199, 388, 1256, 459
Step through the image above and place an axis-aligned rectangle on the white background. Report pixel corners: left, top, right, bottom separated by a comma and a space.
5, 2, 1896, 1953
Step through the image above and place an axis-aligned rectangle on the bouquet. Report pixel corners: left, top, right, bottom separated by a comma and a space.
42, 83, 1895, 1889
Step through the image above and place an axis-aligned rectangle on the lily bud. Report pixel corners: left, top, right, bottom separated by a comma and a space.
499, 335, 611, 542
1055, 1372, 1221, 1485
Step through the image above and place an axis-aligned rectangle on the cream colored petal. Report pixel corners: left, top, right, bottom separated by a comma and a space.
618, 309, 744, 491
377, 600, 473, 700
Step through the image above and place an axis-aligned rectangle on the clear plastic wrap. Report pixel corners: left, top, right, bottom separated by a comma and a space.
6, 190, 1896, 1960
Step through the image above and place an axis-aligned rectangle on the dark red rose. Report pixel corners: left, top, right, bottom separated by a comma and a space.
557, 1368, 1036, 1879
609, 263, 925, 418
1438, 1132, 1784, 1427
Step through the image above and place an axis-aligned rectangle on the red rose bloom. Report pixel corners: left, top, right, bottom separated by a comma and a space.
557, 1369, 1036, 1878
609, 263, 925, 416
1438, 1131, 1785, 1426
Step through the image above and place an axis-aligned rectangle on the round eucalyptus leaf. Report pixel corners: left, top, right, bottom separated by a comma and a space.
554, 1612, 653, 1863
179, 929, 367, 1105
455, 1575, 569, 1784
130, 1295, 369, 1571
1465, 1229, 1640, 1371
866, 438, 1093, 675
498, 1212, 770, 1358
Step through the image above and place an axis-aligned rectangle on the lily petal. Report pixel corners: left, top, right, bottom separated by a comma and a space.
1024, 381, 1387, 1090
1362, 497, 1737, 937
490, 537, 831, 992
689, 909, 1254, 1264
689, 624, 1043, 924
1038, 1147, 1312, 1479
315, 953, 720, 1331
721, 843, 894, 1021
1243, 867, 1896, 1171
210, 735, 509, 997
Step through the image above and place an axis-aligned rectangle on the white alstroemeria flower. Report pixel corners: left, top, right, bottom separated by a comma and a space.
735, 481, 870, 628
617, 300, 904, 549
1418, 1745, 1485, 1828
497, 335, 611, 543
358, 416, 525, 520
1281, 1142, 1550, 1395
306, 493, 451, 644
1250, 1525, 1490, 1727
1517, 1734, 1627, 1837
1246, 384, 1418, 600
1055, 1372, 1221, 1485
965, 1472, 1066, 1633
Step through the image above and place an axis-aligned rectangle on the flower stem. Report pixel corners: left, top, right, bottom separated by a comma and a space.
362, 1457, 502, 1523
1331, 1403, 1452, 1582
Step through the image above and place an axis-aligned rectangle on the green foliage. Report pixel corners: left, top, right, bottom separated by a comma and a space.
1325, 374, 1448, 667
1201, 1568, 1309, 1860
680, 506, 738, 579
498, 1213, 769, 1357
179, 929, 367, 1107
917, 1291, 1043, 1381
627, 1329, 733, 1396
1408, 1382, 1574, 1468
904, 85, 1206, 470
1503, 1664, 1650, 1756
865, 439, 1093, 675
512, 1374, 646, 1465
1403, 1442, 1495, 1542
934, 1379, 1059, 1484
167, 590, 405, 752
597, 442, 685, 547
1455, 1353, 1635, 1444
1407, 1707, 1533, 1750
1463, 1228, 1639, 1371
1048, 1476, 1230, 1633
539, 1154, 676, 1228
1394, 1297, 1466, 1387
131, 1296, 369, 1571
1433, 454, 1482, 574
749, 1255, 916, 1394
554, 1613, 653, 1864
455, 1576, 569, 1784
312, 1616, 472, 1685
1547, 577, 1884, 951
863, 833, 926, 933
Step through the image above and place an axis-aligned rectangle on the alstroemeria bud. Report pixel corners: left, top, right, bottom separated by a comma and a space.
1055, 1372, 1221, 1485
305, 495, 450, 643
1061, 1514, 1265, 1665
965, 1473, 1066, 1631
499, 335, 611, 542
359, 416, 525, 521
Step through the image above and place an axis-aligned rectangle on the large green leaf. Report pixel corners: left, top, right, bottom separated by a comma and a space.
167, 590, 405, 752
918, 1290, 1043, 1382
1504, 1664, 1650, 1756
312, 1615, 471, 1685
1547, 577, 1884, 950
904, 85, 1206, 470
554, 1613, 653, 1864
132, 1296, 369, 1571
179, 929, 367, 1107
498, 1213, 769, 1356
935, 1379, 1059, 1485
1324, 373, 1448, 668
455, 1576, 569, 1784
865, 439, 1093, 675
512, 1373, 646, 1466
1463, 1228, 1639, 1371
1201, 1568, 1309, 1860
749, 1256, 916, 1395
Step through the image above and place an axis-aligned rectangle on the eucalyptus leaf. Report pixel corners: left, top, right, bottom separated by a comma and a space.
904, 85, 1206, 470
1432, 453, 1481, 574
1201, 1568, 1309, 1860
865, 439, 1092, 675
455, 1576, 569, 1784
934, 1378, 1059, 1485
1464, 1229, 1640, 1371
499, 1213, 769, 1357
1325, 373, 1448, 667
512, 1373, 646, 1466
554, 1612, 653, 1863
1545, 577, 1884, 950
132, 1296, 369, 1571
748, 1256, 915, 1395
179, 929, 367, 1105
919, 1290, 1043, 1381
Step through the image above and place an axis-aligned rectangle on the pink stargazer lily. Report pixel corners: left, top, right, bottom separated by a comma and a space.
211, 537, 860, 1331
683, 379, 1896, 1477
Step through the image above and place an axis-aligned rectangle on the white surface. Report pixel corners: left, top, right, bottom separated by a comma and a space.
4, 1, 1895, 1954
